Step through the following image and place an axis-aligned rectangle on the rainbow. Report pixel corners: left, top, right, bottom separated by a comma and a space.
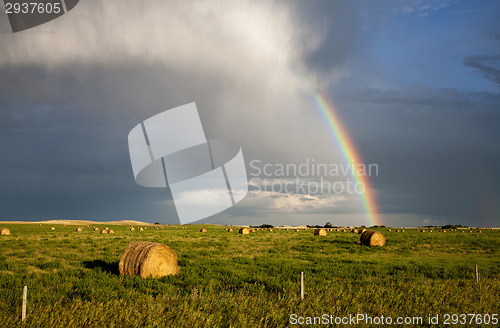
310, 92, 381, 226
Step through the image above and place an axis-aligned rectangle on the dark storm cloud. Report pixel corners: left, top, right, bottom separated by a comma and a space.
0, 0, 345, 223
464, 54, 500, 85
283, 0, 361, 76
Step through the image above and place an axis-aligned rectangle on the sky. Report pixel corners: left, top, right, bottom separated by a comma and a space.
0, 0, 499, 227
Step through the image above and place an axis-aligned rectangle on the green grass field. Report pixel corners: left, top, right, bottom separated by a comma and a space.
0, 224, 498, 327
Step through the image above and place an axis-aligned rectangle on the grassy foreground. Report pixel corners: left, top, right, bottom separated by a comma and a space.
0, 224, 498, 327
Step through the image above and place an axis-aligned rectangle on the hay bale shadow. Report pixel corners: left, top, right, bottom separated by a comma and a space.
83, 260, 119, 275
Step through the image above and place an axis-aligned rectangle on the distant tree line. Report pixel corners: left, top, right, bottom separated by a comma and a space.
441, 224, 468, 229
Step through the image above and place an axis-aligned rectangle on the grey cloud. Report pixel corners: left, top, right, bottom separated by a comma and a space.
464, 54, 500, 85
282, 0, 360, 77
343, 85, 473, 109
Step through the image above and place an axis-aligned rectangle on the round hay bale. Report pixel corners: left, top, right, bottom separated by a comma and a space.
101, 229, 108, 234
183, 227, 187, 230
461, 230, 464, 233
228, 228, 233, 232
0, 228, 11, 235
313, 228, 327, 236
342, 229, 346, 232
386, 229, 392, 232
50, 227, 55, 231
429, 229, 433, 232
200, 228, 207, 233
139, 227, 144, 231
360, 230, 386, 247
396, 229, 400, 232
402, 229, 405, 232
109, 230, 115, 234
359, 229, 366, 234
295, 229, 299, 232
268, 228, 273, 232
130, 227, 135, 231
119, 241, 180, 278
352, 229, 358, 233
239, 227, 250, 234
94, 227, 99, 231
76, 227, 83, 232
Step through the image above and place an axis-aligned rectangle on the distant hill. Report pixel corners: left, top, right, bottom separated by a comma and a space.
0, 219, 153, 226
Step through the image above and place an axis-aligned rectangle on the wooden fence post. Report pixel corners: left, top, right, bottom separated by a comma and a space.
22, 285, 27, 321
475, 264, 479, 283
300, 272, 304, 300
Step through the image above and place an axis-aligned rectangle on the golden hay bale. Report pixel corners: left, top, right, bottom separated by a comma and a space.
268, 228, 273, 232
101, 229, 108, 234
360, 230, 386, 247
352, 229, 358, 233
396, 229, 400, 232
105, 227, 109, 230
342, 229, 346, 232
239, 227, 250, 235
76, 227, 83, 232
461, 230, 465, 233
0, 228, 11, 235
50, 227, 55, 231
386, 229, 392, 232
478, 230, 482, 233
109, 230, 115, 234
313, 228, 327, 236
130, 227, 135, 231
119, 241, 180, 278
359, 229, 366, 234
250, 229, 256, 233
295, 229, 299, 232
139, 227, 144, 231
200, 229, 207, 233
228, 228, 233, 232
94, 227, 99, 231
402, 229, 405, 232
